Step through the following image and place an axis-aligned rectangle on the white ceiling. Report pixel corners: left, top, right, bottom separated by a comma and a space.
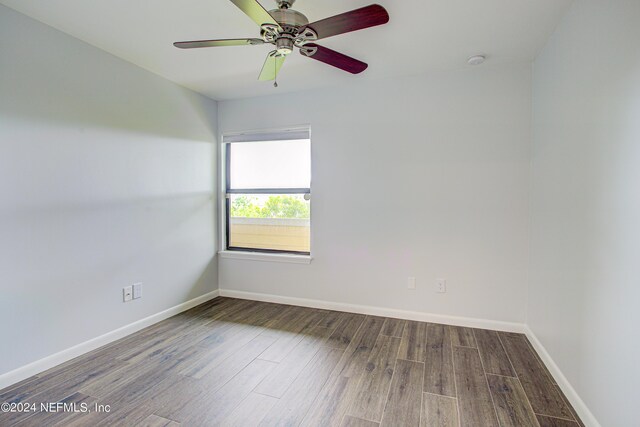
1, 0, 572, 100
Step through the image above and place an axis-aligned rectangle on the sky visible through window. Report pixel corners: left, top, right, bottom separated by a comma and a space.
229, 139, 310, 190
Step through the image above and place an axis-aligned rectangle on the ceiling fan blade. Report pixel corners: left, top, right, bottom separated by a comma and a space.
173, 38, 264, 49
258, 51, 286, 81
301, 4, 389, 40
300, 44, 368, 74
230, 0, 281, 29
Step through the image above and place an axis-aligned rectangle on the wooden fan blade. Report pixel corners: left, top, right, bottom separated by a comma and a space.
300, 44, 368, 74
258, 51, 286, 81
301, 4, 389, 40
173, 38, 264, 49
230, 0, 281, 29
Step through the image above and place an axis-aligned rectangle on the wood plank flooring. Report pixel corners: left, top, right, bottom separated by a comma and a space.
0, 298, 583, 426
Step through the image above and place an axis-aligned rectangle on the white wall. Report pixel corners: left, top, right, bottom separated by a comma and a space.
0, 6, 218, 375
530, 0, 640, 425
218, 62, 532, 324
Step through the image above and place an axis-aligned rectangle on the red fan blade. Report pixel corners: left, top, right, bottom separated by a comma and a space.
300, 44, 368, 74
301, 4, 389, 40
173, 38, 264, 49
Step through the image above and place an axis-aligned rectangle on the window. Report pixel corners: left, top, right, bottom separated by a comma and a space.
223, 129, 311, 255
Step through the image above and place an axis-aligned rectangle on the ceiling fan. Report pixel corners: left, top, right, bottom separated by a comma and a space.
174, 0, 389, 84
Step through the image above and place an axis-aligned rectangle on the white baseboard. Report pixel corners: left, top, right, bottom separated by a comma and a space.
218, 289, 525, 333
0, 290, 220, 390
524, 326, 600, 427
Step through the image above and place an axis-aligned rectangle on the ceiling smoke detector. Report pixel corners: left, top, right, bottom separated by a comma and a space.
467, 55, 486, 66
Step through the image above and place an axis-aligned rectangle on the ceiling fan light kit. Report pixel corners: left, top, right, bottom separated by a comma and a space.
174, 0, 389, 84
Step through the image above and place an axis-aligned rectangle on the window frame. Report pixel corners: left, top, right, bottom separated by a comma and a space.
221, 129, 311, 256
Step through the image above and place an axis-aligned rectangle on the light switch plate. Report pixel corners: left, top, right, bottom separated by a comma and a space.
133, 283, 142, 299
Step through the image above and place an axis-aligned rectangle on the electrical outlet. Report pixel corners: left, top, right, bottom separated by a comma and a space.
133, 283, 142, 299
407, 277, 416, 290
436, 278, 447, 293
123, 286, 133, 302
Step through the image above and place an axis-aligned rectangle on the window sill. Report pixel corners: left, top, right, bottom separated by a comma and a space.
218, 250, 312, 264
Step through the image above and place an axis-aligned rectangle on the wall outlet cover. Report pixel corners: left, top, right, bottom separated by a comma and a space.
123, 286, 133, 302
436, 278, 447, 293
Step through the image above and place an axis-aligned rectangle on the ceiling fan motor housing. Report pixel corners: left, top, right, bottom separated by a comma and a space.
269, 8, 308, 33
263, 8, 314, 54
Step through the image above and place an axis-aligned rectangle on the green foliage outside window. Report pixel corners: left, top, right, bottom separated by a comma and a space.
231, 195, 310, 219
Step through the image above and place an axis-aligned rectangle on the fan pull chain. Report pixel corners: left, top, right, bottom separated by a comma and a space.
274, 57, 278, 88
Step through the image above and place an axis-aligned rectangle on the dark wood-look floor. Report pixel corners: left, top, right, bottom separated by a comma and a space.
0, 298, 584, 427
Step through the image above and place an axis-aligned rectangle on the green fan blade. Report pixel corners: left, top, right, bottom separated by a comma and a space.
258, 52, 286, 81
